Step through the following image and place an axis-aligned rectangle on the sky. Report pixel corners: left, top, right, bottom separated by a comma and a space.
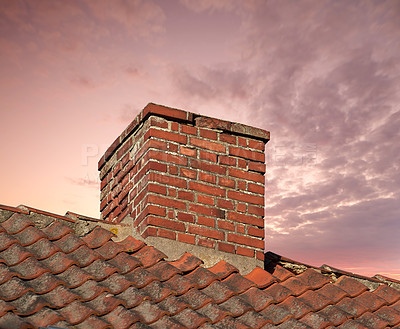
0, 0, 399, 278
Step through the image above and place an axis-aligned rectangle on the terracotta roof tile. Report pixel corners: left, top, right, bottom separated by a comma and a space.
201, 280, 236, 304
2, 213, 33, 234
263, 282, 293, 303
222, 272, 255, 294
184, 266, 218, 289
373, 284, 400, 304
208, 260, 239, 279
334, 276, 369, 298
108, 251, 142, 274
13, 226, 46, 246
0, 243, 33, 266
82, 226, 115, 249
102, 305, 140, 329
0, 207, 399, 328
75, 315, 112, 329
41, 220, 74, 240
317, 305, 351, 326
299, 311, 333, 328
25, 272, 64, 294
157, 295, 187, 315
219, 295, 253, 317
25, 238, 60, 260
72, 279, 108, 301
373, 305, 400, 326
56, 265, 94, 288
244, 266, 277, 288
168, 252, 203, 272
276, 317, 313, 328
132, 245, 166, 268
54, 232, 86, 253
177, 288, 213, 310
41, 284, 77, 308
356, 311, 391, 329
25, 307, 64, 328
172, 308, 210, 328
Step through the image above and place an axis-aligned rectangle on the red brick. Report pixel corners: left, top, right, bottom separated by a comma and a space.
146, 138, 169, 151
248, 139, 265, 151
117, 138, 133, 160
181, 124, 197, 135
237, 181, 246, 190
171, 122, 179, 131
197, 194, 214, 205
177, 212, 195, 223
189, 181, 225, 197
199, 172, 216, 184
229, 146, 264, 162
145, 127, 187, 144
237, 246, 254, 257
147, 216, 186, 232
188, 225, 224, 240
191, 159, 226, 175
228, 190, 264, 206
248, 183, 264, 194
256, 251, 265, 261
219, 155, 236, 166
178, 190, 194, 201
147, 149, 188, 166
238, 159, 247, 169
167, 188, 176, 197
150, 116, 168, 128
148, 194, 186, 210
199, 128, 218, 140
219, 133, 236, 144
197, 216, 215, 228
216, 199, 234, 210
168, 143, 179, 153
227, 211, 264, 227
218, 242, 235, 254
237, 203, 247, 213
143, 103, 189, 122
238, 137, 248, 147
248, 226, 264, 238
149, 172, 187, 189
248, 161, 266, 173
188, 204, 224, 218
190, 137, 225, 153
228, 167, 264, 184
142, 226, 157, 238
177, 233, 195, 245
248, 205, 264, 216
227, 233, 264, 249
180, 146, 197, 157
180, 168, 197, 179
198, 237, 215, 248
237, 224, 245, 234
148, 183, 167, 195
148, 161, 168, 173
218, 220, 235, 232
218, 177, 235, 188
145, 205, 166, 217
169, 165, 178, 175
158, 228, 176, 240
199, 150, 217, 162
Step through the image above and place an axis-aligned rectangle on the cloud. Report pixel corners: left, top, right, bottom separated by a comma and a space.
168, 0, 400, 272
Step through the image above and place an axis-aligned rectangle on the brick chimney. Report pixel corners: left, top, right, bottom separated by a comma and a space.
98, 103, 269, 268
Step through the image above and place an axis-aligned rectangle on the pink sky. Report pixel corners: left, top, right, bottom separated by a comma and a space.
1, 0, 399, 278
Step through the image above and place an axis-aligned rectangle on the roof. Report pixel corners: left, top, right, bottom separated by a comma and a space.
1, 204, 400, 329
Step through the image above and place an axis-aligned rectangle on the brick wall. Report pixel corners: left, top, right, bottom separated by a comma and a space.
98, 103, 270, 261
